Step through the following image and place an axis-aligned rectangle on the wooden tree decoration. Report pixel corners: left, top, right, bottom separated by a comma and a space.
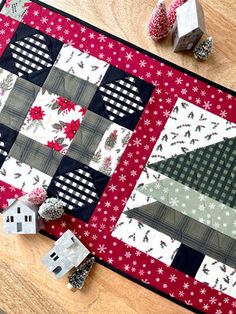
67, 257, 95, 290
167, 0, 187, 28
148, 0, 169, 41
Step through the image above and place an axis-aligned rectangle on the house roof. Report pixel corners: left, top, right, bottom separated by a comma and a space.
53, 229, 90, 266
3, 196, 38, 213
176, 0, 205, 37
55, 229, 82, 248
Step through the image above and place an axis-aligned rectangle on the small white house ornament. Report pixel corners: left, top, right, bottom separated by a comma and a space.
42, 229, 90, 278
3, 196, 40, 234
172, 0, 205, 52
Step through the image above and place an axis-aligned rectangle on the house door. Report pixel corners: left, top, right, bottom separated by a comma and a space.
17, 222, 22, 232
52, 266, 62, 275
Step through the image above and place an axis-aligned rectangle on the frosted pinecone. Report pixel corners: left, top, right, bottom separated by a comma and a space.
39, 198, 65, 221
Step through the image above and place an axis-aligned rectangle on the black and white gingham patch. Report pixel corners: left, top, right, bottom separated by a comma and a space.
0, 132, 7, 157
99, 76, 144, 120
10, 33, 53, 77
54, 168, 99, 210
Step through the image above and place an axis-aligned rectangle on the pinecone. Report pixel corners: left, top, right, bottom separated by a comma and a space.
38, 198, 65, 221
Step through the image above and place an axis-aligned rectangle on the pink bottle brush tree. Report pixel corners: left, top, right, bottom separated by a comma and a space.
167, 0, 187, 28
148, 0, 169, 41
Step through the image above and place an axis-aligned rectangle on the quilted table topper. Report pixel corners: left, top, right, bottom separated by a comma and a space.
0, 0, 236, 313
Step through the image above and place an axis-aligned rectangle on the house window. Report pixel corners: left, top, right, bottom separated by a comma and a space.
17, 222, 22, 232
50, 252, 59, 261
10, 216, 14, 222
24, 216, 32, 222
17, 207, 21, 214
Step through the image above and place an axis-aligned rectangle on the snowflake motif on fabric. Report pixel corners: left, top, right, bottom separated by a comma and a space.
137, 178, 236, 239
10, 33, 53, 77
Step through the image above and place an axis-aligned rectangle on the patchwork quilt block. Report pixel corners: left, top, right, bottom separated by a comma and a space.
0, 1, 236, 313
0, 22, 63, 85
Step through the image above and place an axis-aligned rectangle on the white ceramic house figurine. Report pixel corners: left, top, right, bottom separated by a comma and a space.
172, 0, 205, 52
3, 196, 39, 234
42, 230, 90, 278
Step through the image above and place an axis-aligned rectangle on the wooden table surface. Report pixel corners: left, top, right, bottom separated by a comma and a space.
0, 1, 235, 313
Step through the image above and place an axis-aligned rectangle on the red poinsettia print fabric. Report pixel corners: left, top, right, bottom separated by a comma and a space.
19, 90, 86, 154
0, 1, 235, 313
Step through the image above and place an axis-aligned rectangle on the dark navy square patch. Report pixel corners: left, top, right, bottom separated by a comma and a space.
47, 155, 110, 223
0, 23, 63, 87
88, 65, 155, 130
0, 123, 18, 167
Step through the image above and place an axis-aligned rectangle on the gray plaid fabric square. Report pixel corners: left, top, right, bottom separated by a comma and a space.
0, 78, 40, 131
43, 67, 97, 108
149, 137, 236, 208
9, 133, 62, 177
66, 110, 111, 165
125, 201, 236, 268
